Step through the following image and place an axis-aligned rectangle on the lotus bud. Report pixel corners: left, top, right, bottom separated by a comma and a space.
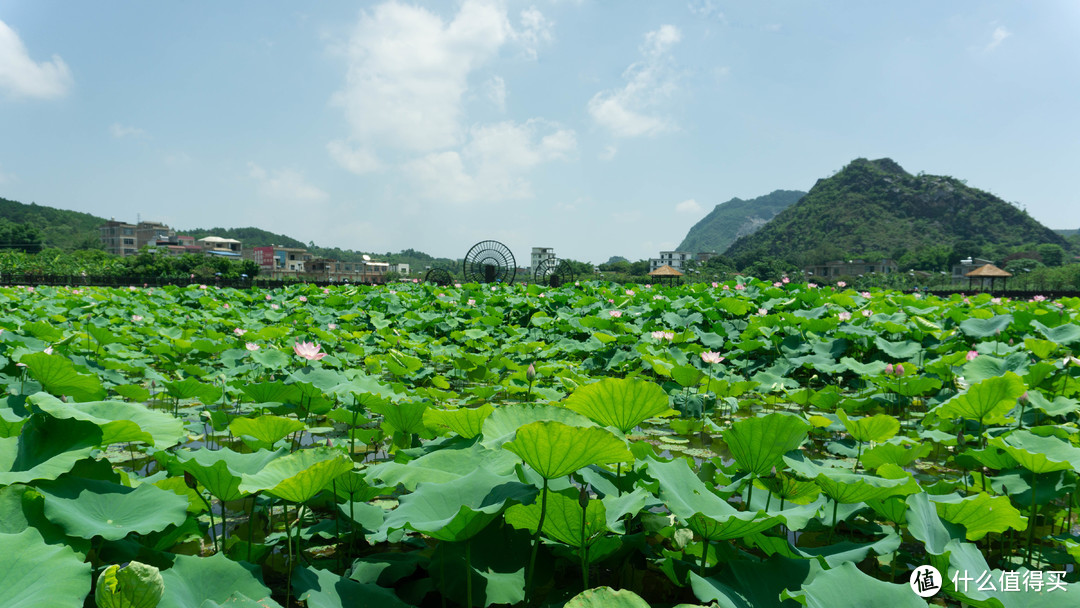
183, 471, 198, 490
884, 363, 894, 376
526, 363, 536, 383
578, 485, 589, 510
1018, 392, 1029, 404
895, 363, 906, 377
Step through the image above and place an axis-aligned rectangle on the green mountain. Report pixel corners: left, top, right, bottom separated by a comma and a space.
677, 190, 805, 253
0, 196, 107, 250
724, 158, 1071, 269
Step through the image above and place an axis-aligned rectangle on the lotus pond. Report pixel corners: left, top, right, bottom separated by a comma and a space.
1, 280, 1078, 608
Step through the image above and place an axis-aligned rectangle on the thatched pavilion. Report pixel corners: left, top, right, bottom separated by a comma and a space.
965, 263, 1012, 291
648, 264, 683, 286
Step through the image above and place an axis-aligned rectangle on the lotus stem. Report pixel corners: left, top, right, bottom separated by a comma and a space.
247, 493, 259, 562
828, 499, 839, 544
332, 479, 341, 571
853, 441, 863, 472
580, 489, 589, 591
526, 478, 550, 602
1026, 475, 1038, 566
699, 538, 709, 577
466, 538, 473, 608
196, 491, 218, 553
285, 502, 294, 608
745, 474, 754, 511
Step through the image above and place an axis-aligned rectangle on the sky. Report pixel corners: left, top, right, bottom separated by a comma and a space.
1, 1, 1079, 264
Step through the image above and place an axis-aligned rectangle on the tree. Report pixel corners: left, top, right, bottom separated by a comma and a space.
1036, 243, 1065, 267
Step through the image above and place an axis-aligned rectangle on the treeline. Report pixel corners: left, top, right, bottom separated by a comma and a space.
0, 248, 258, 279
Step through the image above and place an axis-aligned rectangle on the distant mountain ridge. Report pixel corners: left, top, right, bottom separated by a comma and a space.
677, 190, 805, 253
723, 158, 1070, 267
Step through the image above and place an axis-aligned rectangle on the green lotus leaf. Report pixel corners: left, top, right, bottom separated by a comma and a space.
481, 403, 596, 448
423, 404, 494, 439
686, 510, 783, 542
839, 357, 888, 376
688, 556, 820, 608
29, 393, 184, 447
671, 364, 705, 389
953, 446, 1018, 471
0, 407, 25, 438
564, 377, 675, 433
96, 561, 164, 608
505, 487, 606, 548
38, 477, 189, 541
814, 467, 920, 504
366, 442, 519, 491
988, 430, 1080, 474
19, 352, 106, 402
369, 400, 428, 436
799, 561, 925, 608
721, 412, 810, 477
162, 377, 221, 404
1030, 319, 1080, 345
962, 353, 1029, 383
565, 587, 650, 608
293, 567, 411, 608
932, 492, 1027, 540
646, 455, 735, 519
172, 447, 288, 502
228, 415, 304, 450
0, 528, 91, 608
383, 467, 535, 542
836, 410, 899, 444
112, 384, 150, 403
933, 371, 1026, 425
238, 446, 353, 503
503, 421, 633, 480
0, 415, 102, 485
959, 314, 1013, 339
873, 336, 921, 359
860, 441, 931, 470
158, 553, 276, 608
239, 381, 301, 404
1024, 391, 1080, 417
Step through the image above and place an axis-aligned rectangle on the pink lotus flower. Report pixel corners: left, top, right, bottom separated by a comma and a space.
884, 363, 894, 375
413, 279, 419, 283
773, 282, 782, 287
991, 297, 1002, 304
234, 328, 246, 336
735, 284, 746, 291
199, 285, 207, 290
808, 282, 818, 288
837, 281, 847, 288
223, 303, 230, 310
266, 294, 272, 300
861, 291, 871, 298
722, 284, 730, 290
862, 310, 872, 317
245, 342, 260, 351
966, 350, 979, 361
757, 308, 768, 316
454, 283, 462, 288
271, 303, 279, 310
467, 298, 476, 306
894, 363, 906, 377
131, 314, 143, 322
328, 323, 338, 330
609, 310, 622, 318
626, 289, 635, 296
607, 298, 615, 303
323, 288, 330, 294
1032, 295, 1046, 302
838, 311, 852, 322
782, 277, 790, 284
651, 330, 674, 341
293, 341, 326, 361
712, 282, 719, 288
299, 295, 308, 302
701, 351, 724, 365
44, 346, 54, 355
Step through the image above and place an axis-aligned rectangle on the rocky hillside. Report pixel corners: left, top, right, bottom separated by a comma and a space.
677, 190, 805, 253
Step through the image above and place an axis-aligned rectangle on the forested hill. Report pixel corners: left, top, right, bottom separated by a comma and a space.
0, 196, 107, 250
723, 158, 1071, 268
677, 190, 805, 253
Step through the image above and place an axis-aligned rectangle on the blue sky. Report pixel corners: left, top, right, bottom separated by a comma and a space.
2, 1, 1078, 263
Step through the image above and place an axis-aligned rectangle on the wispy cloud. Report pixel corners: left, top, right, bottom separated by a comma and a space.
247, 162, 328, 201
0, 19, 73, 99
688, 1, 724, 21
675, 198, 703, 215
110, 123, 147, 139
587, 24, 682, 138
985, 25, 1012, 52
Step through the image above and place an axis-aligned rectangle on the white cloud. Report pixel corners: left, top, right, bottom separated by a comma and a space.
599, 145, 617, 161
0, 19, 72, 99
985, 25, 1012, 52
331, 0, 514, 153
587, 25, 681, 138
404, 119, 576, 202
515, 7, 553, 60
327, 140, 383, 174
688, 1, 724, 21
110, 123, 147, 139
485, 75, 507, 111
247, 162, 328, 202
675, 198, 703, 214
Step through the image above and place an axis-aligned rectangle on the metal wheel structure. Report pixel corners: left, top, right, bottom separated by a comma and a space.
463, 240, 516, 285
424, 268, 454, 286
534, 258, 576, 287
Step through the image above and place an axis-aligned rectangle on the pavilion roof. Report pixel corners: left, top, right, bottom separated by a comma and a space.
648, 264, 684, 277
965, 264, 1012, 278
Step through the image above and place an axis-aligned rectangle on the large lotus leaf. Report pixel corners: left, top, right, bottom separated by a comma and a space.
814, 467, 920, 504
503, 421, 633, 480
172, 447, 288, 502
962, 353, 1030, 383
988, 430, 1080, 474
369, 400, 428, 436
565, 587, 650, 608
38, 477, 188, 541
1030, 319, 1080, 345
905, 492, 964, 556
504, 487, 606, 548
228, 415, 304, 449
0, 407, 26, 438
158, 553, 276, 608
860, 441, 931, 470
836, 410, 899, 444
423, 404, 494, 439
367, 441, 519, 491
162, 377, 221, 403
839, 357, 888, 376
564, 377, 675, 433
749, 527, 900, 568
873, 336, 921, 359
383, 467, 535, 542
0, 528, 91, 608
18, 352, 106, 402
933, 372, 1025, 425
959, 314, 1014, 339
95, 561, 164, 608
0, 415, 102, 485
722, 412, 810, 477
238, 446, 352, 504
331, 374, 404, 402
481, 403, 596, 448
671, 364, 705, 389
686, 510, 783, 542
931, 492, 1027, 540
688, 556, 819, 608
646, 455, 736, 519
293, 567, 411, 608
1024, 391, 1080, 417
798, 561, 925, 608
29, 393, 184, 447
240, 381, 301, 404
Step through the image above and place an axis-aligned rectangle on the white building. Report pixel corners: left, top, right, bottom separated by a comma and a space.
531, 247, 556, 273
649, 251, 694, 272
391, 263, 411, 275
